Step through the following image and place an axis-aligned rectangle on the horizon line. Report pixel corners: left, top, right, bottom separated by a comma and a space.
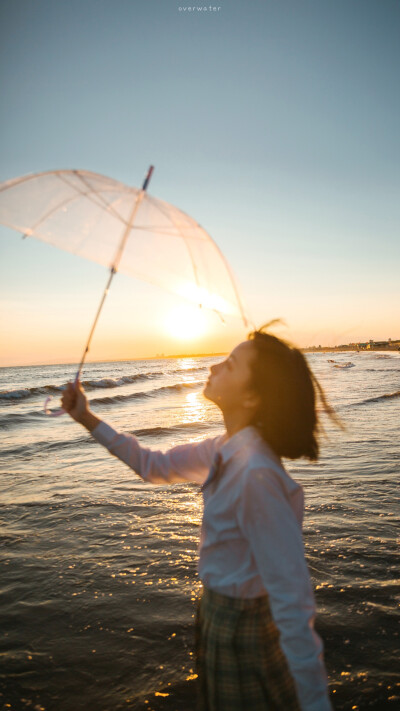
1, 342, 399, 369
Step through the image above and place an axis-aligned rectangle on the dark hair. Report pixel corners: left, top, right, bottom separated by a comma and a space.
247, 323, 341, 461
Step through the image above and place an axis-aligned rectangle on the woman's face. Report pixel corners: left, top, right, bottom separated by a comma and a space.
203, 341, 259, 415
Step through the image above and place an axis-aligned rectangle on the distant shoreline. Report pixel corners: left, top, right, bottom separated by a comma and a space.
0, 352, 230, 368
1, 347, 399, 369
303, 346, 400, 353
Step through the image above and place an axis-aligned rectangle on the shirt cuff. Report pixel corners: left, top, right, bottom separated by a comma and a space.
91, 420, 118, 447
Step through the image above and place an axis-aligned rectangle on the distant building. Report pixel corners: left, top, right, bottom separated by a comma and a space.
367, 338, 400, 350
304, 338, 400, 352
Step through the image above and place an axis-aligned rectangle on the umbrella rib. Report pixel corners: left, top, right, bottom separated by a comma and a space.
20, 173, 131, 240
204, 234, 249, 328
58, 172, 135, 228
146, 197, 202, 292
71, 171, 137, 226
146, 195, 248, 326
146, 194, 208, 240
15, 173, 166, 255
132, 224, 204, 237
0, 167, 128, 194
111, 186, 146, 272
23, 192, 91, 239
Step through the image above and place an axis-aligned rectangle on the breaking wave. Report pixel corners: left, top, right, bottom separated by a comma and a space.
91, 381, 204, 406
0, 366, 208, 402
0, 380, 206, 428
352, 391, 400, 407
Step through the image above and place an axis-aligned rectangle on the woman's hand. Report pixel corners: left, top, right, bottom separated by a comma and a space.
61, 380, 101, 431
61, 380, 89, 423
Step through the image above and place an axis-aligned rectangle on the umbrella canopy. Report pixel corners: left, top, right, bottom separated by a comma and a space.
0, 169, 248, 324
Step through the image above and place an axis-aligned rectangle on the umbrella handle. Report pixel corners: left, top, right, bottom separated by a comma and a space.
43, 397, 65, 417
43, 372, 79, 417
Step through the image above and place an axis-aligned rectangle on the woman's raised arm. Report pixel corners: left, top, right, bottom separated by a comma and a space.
62, 380, 223, 485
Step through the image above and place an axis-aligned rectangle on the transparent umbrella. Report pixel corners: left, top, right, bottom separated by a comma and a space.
0, 166, 249, 413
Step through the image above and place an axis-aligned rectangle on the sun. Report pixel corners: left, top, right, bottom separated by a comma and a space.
164, 304, 207, 341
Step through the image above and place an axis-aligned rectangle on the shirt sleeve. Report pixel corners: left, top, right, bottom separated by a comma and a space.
237, 467, 333, 711
91, 420, 222, 485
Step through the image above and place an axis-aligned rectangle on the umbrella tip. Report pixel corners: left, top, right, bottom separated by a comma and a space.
142, 165, 154, 192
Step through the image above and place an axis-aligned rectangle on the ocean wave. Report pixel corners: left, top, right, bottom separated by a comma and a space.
0, 388, 35, 401
0, 367, 208, 403
91, 380, 204, 406
352, 391, 400, 407
365, 368, 399, 373
0, 419, 217, 458
0, 381, 206, 429
81, 372, 163, 389
168, 364, 208, 373
0, 373, 162, 402
157, 381, 204, 395
90, 390, 152, 406
131, 421, 215, 438
0, 410, 46, 430
1, 434, 91, 458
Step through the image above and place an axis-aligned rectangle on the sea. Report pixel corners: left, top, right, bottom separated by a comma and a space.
0, 351, 399, 711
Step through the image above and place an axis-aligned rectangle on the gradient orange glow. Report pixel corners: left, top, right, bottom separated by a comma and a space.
163, 305, 208, 341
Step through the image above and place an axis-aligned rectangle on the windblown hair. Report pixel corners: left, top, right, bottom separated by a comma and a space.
247, 323, 341, 461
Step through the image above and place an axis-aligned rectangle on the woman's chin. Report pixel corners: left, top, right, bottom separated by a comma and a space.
203, 383, 213, 402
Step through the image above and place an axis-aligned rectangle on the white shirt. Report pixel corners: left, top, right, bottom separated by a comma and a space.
92, 421, 332, 711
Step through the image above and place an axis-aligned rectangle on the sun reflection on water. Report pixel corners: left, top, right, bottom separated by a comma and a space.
181, 390, 208, 426
177, 357, 198, 370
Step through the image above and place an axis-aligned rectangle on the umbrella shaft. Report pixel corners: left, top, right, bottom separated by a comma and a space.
75, 165, 155, 380
112, 190, 144, 273
75, 266, 116, 380
112, 164, 154, 273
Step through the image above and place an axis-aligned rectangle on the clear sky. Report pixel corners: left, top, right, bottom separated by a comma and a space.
0, 0, 399, 366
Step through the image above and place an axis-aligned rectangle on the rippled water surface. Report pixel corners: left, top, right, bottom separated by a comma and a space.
1, 352, 399, 710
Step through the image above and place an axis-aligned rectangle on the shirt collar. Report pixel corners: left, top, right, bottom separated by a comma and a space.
218, 425, 263, 466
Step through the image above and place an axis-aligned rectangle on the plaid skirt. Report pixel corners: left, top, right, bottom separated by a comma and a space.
195, 586, 301, 711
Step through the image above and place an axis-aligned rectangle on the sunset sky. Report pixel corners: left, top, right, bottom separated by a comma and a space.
0, 0, 399, 366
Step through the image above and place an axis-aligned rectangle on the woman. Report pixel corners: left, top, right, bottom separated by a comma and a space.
62, 325, 336, 711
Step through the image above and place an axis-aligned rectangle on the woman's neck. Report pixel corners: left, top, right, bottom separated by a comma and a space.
222, 411, 254, 439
